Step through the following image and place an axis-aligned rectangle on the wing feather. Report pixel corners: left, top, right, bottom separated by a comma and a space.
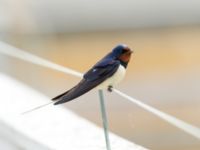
52, 60, 120, 105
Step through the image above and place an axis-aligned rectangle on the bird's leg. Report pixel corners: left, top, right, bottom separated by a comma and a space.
107, 85, 113, 92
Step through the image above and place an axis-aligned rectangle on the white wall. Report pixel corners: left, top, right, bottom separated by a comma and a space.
0, 0, 200, 33
0, 73, 148, 150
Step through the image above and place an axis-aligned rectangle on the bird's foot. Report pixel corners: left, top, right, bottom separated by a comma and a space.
107, 86, 113, 92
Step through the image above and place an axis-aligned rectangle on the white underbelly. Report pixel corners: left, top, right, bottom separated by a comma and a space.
97, 65, 126, 89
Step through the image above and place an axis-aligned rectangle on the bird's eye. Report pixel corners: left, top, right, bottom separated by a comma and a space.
122, 49, 128, 54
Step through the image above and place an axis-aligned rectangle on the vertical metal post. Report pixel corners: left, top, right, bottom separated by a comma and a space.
98, 90, 111, 150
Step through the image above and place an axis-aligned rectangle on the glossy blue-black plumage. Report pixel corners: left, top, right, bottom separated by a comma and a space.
52, 44, 128, 105
97, 45, 125, 64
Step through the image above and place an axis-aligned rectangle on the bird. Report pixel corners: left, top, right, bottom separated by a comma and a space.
52, 44, 133, 105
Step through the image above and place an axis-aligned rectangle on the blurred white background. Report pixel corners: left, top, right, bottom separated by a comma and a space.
0, 0, 200, 150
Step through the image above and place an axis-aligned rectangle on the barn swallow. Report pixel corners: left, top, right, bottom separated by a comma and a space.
52, 44, 133, 105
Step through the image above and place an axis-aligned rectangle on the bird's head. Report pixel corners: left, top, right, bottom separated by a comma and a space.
112, 44, 133, 68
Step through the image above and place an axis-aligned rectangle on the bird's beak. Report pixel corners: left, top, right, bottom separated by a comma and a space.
129, 49, 133, 54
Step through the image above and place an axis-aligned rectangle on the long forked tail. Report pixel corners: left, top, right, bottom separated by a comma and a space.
52, 90, 71, 101
52, 80, 98, 105
21, 101, 54, 115
52, 76, 106, 105
51, 86, 77, 104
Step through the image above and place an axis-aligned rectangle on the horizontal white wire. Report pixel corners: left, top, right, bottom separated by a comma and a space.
0, 41, 83, 78
0, 41, 200, 140
113, 89, 200, 140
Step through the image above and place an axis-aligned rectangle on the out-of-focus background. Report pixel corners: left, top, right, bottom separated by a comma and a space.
0, 0, 200, 149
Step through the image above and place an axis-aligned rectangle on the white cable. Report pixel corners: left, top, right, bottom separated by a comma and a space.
113, 89, 200, 140
0, 41, 200, 140
0, 41, 83, 78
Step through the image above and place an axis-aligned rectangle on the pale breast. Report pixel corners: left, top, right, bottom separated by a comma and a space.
97, 65, 126, 89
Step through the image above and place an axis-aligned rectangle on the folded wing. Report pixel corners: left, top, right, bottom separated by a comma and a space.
52, 60, 120, 105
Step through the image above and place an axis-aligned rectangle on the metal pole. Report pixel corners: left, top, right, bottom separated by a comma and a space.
98, 90, 111, 150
